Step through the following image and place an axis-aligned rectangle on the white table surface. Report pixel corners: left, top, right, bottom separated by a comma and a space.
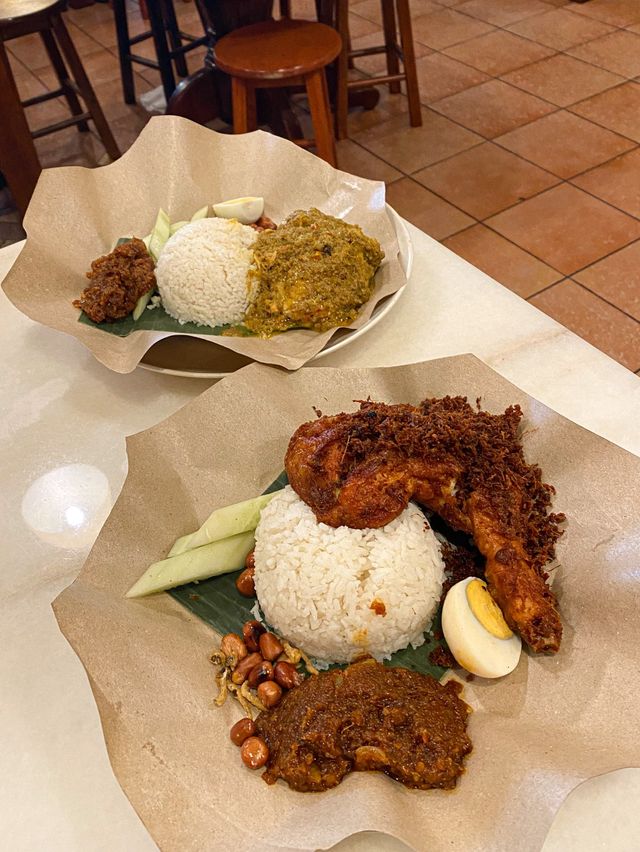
2, 225, 639, 852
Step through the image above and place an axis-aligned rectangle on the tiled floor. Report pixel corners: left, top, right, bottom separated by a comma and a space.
2, 0, 640, 372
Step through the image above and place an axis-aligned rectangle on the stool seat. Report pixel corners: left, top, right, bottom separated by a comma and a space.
0, 0, 63, 24
214, 19, 342, 81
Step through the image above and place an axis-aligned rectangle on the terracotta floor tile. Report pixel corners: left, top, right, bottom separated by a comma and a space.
10, 67, 49, 101
502, 55, 624, 108
567, 31, 640, 80
414, 53, 489, 103
350, 0, 440, 25
529, 280, 640, 370
411, 9, 494, 50
506, 9, 614, 51
570, 0, 640, 27
443, 224, 562, 297
385, 178, 474, 240
346, 12, 384, 39
486, 184, 640, 274
442, 30, 555, 76
35, 127, 107, 170
345, 88, 410, 135
572, 148, 640, 218
413, 142, 559, 219
455, 0, 552, 26
495, 110, 635, 178
570, 82, 640, 142
573, 240, 640, 321
336, 140, 403, 183
7, 33, 53, 72
431, 79, 555, 138
354, 107, 483, 172
36, 48, 125, 91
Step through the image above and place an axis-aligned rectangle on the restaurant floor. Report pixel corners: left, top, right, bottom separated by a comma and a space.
2, 0, 640, 372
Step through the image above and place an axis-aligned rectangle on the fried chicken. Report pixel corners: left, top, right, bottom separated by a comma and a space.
285, 397, 564, 654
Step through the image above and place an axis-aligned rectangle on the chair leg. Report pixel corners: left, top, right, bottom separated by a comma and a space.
231, 77, 256, 133
51, 14, 121, 160
335, 0, 349, 141
146, 0, 177, 101
381, 0, 401, 94
40, 29, 90, 132
112, 0, 136, 104
396, 0, 422, 127
0, 42, 41, 215
279, 0, 291, 17
305, 69, 337, 167
162, 0, 188, 77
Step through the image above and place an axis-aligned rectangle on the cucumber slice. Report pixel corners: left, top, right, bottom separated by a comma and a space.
147, 208, 171, 261
170, 220, 188, 235
125, 530, 255, 598
169, 491, 279, 557
190, 205, 210, 222
132, 289, 154, 320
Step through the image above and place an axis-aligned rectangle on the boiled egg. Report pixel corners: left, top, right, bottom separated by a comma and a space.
441, 577, 521, 678
212, 196, 264, 225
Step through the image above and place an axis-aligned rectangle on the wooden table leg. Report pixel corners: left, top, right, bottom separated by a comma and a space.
381, 0, 401, 94
334, 0, 349, 141
0, 42, 41, 216
231, 77, 256, 132
396, 0, 422, 127
305, 68, 337, 167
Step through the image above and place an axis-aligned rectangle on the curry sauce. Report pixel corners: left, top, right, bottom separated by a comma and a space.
244, 209, 384, 337
255, 658, 472, 792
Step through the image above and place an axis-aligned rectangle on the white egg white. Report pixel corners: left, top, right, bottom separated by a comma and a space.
441, 576, 522, 678
213, 196, 264, 225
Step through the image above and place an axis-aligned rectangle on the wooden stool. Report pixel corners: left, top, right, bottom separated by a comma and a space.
335, 0, 422, 140
0, 0, 120, 215
113, 0, 209, 104
214, 19, 342, 167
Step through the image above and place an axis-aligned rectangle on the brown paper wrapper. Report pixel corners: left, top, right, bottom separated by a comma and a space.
53, 355, 640, 851
2, 116, 406, 374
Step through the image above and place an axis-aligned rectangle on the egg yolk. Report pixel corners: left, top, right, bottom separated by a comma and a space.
466, 579, 513, 639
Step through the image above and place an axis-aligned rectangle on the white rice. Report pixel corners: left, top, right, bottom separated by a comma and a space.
155, 218, 256, 328
253, 486, 445, 665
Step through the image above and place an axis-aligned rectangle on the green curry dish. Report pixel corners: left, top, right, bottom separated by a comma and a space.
244, 208, 384, 337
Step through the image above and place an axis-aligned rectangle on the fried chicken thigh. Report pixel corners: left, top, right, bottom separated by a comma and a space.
285, 397, 564, 654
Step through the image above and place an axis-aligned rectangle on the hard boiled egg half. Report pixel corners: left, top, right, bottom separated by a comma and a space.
442, 577, 521, 678
212, 196, 264, 225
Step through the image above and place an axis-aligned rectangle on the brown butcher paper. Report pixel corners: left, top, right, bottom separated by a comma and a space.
53, 355, 640, 851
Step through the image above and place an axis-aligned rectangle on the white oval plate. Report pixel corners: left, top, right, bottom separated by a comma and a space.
139, 205, 412, 379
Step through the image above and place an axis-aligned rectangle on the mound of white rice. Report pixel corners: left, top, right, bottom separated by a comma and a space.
155, 217, 256, 328
253, 486, 445, 665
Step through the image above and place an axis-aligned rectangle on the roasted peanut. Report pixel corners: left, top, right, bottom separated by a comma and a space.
235, 567, 255, 597
243, 620, 266, 652
220, 633, 248, 665
231, 652, 263, 685
273, 660, 304, 690
245, 550, 255, 571
259, 632, 284, 662
229, 717, 255, 746
241, 736, 269, 769
247, 660, 273, 689
257, 680, 282, 709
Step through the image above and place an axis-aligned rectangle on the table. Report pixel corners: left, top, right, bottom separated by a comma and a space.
1, 226, 639, 852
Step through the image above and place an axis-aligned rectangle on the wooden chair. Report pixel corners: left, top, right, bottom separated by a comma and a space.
335, 0, 421, 139
0, 0, 120, 216
214, 19, 342, 166
112, 0, 209, 104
